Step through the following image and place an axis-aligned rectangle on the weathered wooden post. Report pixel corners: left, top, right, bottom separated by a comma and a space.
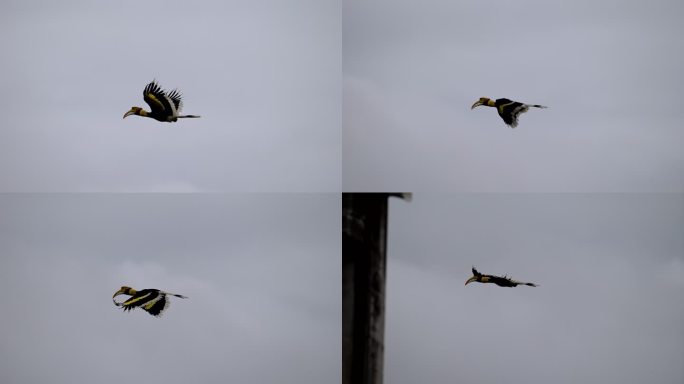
342, 193, 411, 384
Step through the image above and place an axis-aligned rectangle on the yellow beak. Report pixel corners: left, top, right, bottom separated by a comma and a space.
471, 100, 484, 109
112, 288, 125, 298
465, 276, 478, 286
123, 110, 136, 119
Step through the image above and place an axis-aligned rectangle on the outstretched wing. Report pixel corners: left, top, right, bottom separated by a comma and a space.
491, 274, 538, 287
487, 274, 519, 287
143, 81, 178, 117
166, 89, 183, 113
120, 290, 158, 311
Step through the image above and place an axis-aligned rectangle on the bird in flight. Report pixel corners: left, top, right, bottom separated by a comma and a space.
113, 286, 188, 317
465, 267, 538, 287
123, 80, 201, 122
471, 97, 546, 128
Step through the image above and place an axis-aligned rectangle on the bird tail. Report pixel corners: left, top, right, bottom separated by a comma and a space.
178, 115, 201, 118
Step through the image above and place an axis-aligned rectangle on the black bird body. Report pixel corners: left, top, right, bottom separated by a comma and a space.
124, 80, 200, 122
465, 267, 538, 287
471, 97, 547, 128
113, 286, 188, 317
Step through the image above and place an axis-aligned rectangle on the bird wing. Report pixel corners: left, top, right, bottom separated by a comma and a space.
143, 294, 169, 317
490, 274, 538, 287
143, 81, 178, 117
497, 100, 529, 128
166, 89, 183, 113
487, 275, 518, 287
120, 289, 159, 311
506, 278, 538, 287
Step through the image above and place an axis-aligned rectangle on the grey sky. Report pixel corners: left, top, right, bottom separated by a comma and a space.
0, 194, 339, 384
3, 2, 683, 383
385, 194, 684, 384
0, 0, 340, 192
343, 0, 684, 192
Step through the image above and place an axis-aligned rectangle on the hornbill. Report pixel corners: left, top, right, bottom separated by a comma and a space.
465, 267, 538, 287
113, 286, 188, 317
123, 80, 201, 122
471, 97, 547, 128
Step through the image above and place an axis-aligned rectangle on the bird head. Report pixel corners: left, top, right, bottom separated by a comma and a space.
113, 286, 135, 298
123, 107, 142, 119
471, 97, 492, 109
465, 266, 482, 285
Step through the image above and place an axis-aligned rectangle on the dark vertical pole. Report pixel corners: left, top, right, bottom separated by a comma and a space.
342, 193, 410, 384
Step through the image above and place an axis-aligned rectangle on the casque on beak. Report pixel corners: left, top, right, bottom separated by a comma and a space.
465, 276, 478, 286
113, 288, 126, 298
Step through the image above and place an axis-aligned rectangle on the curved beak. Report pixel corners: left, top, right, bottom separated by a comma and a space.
123, 109, 135, 119
465, 276, 478, 286
471, 100, 484, 110
113, 288, 125, 298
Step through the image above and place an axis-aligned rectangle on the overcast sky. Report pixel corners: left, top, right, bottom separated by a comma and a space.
0, 194, 339, 384
343, 0, 684, 192
384, 194, 684, 384
0, 0, 340, 192
3, 2, 683, 383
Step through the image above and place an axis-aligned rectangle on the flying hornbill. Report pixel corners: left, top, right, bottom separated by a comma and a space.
465, 267, 538, 287
471, 97, 547, 128
123, 80, 201, 122
113, 286, 188, 317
